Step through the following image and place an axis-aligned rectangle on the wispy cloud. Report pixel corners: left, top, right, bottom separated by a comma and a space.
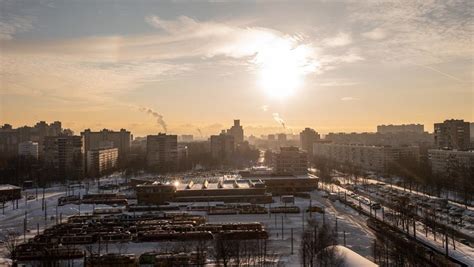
0, 15, 34, 40
361, 27, 387, 40
349, 0, 473, 65
323, 32, 352, 47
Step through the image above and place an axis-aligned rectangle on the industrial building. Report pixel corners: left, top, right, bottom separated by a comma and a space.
135, 174, 318, 205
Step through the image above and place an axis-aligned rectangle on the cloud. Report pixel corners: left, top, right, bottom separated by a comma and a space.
317, 80, 358, 87
322, 32, 352, 47
0, 15, 34, 40
349, 1, 473, 65
361, 27, 387, 40
0, 15, 365, 108
340, 96, 358, 101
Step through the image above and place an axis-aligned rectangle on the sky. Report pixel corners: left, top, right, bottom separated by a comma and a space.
0, 0, 473, 137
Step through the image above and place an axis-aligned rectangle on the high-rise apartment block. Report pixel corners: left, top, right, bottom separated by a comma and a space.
0, 121, 66, 158
300, 128, 320, 155
146, 133, 178, 171
81, 129, 131, 165
210, 131, 235, 160
86, 147, 118, 177
43, 135, 84, 180
434, 119, 470, 150
18, 141, 39, 159
227, 119, 244, 145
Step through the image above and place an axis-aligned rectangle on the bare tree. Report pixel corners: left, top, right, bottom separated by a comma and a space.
0, 230, 20, 258
299, 219, 345, 267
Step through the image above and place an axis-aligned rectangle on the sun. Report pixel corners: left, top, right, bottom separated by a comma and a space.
256, 42, 315, 98
259, 61, 302, 98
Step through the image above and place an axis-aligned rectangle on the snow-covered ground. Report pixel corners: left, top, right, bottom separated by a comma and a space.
0, 174, 378, 266
320, 181, 474, 266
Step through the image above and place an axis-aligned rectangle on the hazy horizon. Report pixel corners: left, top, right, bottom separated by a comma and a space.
1, 0, 473, 137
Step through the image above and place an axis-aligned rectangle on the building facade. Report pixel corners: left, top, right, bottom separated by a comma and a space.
227, 120, 244, 145
377, 124, 424, 134
86, 147, 119, 177
313, 143, 420, 172
325, 131, 433, 147
0, 121, 66, 158
81, 129, 131, 165
428, 149, 474, 176
210, 131, 235, 160
146, 133, 178, 171
300, 128, 320, 156
43, 135, 84, 180
274, 147, 308, 175
434, 119, 470, 150
18, 141, 39, 159
0, 185, 22, 201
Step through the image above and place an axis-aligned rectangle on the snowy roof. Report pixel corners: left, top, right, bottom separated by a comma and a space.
327, 245, 378, 267
0, 184, 21, 191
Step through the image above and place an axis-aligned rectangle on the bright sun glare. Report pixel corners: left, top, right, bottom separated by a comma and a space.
257, 41, 316, 98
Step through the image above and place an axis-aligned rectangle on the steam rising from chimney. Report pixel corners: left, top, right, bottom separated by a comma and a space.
139, 107, 168, 132
272, 113, 286, 129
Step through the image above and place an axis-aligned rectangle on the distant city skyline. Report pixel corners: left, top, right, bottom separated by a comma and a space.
2, 119, 472, 138
1, 1, 473, 137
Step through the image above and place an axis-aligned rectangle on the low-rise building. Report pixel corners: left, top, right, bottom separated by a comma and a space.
274, 147, 308, 175
136, 179, 271, 205
0, 184, 22, 201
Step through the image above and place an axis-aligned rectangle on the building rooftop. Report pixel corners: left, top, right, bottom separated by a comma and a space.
0, 184, 21, 190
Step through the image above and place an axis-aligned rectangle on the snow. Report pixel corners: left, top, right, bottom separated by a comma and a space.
328, 245, 378, 267
320, 181, 474, 266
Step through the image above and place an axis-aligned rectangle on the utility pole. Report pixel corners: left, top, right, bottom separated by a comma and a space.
281, 216, 284, 239
44, 200, 47, 226
291, 228, 294, 254
445, 231, 448, 257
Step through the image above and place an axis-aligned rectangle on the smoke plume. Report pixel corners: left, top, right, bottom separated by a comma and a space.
196, 128, 202, 136
139, 107, 168, 132
272, 113, 286, 129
